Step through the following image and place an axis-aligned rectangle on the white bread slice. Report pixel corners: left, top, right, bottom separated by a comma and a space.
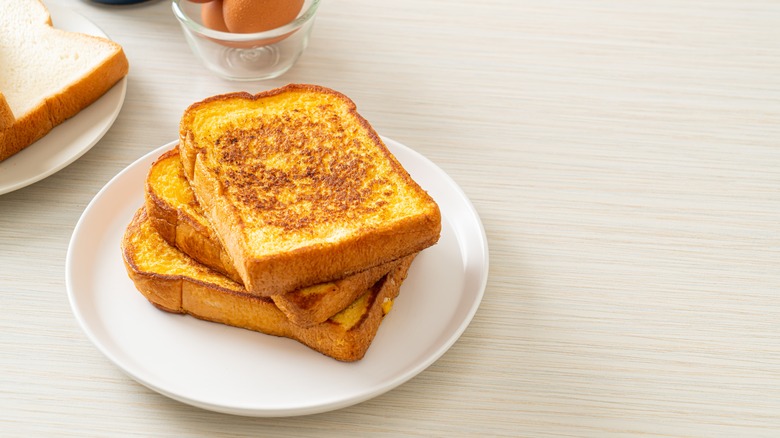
0, 0, 129, 161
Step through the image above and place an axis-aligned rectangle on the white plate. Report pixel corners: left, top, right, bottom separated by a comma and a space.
66, 138, 488, 417
0, 5, 127, 195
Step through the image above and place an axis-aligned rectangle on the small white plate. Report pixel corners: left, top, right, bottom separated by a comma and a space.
66, 138, 488, 417
0, 5, 127, 195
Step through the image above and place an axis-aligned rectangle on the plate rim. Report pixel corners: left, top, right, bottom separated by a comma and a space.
0, 4, 127, 195
66, 137, 489, 417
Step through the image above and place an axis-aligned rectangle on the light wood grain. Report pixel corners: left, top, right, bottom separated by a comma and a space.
1, 0, 779, 436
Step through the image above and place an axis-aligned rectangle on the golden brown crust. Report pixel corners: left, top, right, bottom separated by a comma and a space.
121, 207, 413, 361
0, 100, 53, 162
178, 84, 441, 296
0, 93, 14, 130
181, 84, 353, 118
0, 10, 129, 162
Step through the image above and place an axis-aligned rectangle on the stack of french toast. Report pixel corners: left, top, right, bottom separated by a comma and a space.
120, 84, 441, 362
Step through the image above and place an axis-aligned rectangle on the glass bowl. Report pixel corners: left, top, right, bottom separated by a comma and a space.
172, 0, 319, 81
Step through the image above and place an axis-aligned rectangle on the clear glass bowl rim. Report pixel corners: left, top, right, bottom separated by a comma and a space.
172, 0, 320, 42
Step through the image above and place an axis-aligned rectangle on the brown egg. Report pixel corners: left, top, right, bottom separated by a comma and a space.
222, 0, 305, 34
189, 0, 214, 3
201, 0, 229, 32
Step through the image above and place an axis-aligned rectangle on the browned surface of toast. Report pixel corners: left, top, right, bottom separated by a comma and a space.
178, 84, 441, 296
145, 148, 407, 326
121, 208, 414, 362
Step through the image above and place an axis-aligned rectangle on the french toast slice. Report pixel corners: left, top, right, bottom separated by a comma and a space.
178, 84, 441, 296
121, 208, 414, 362
145, 148, 403, 327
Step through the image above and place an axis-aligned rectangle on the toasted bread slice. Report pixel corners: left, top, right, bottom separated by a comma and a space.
178, 84, 441, 296
145, 148, 404, 327
0, 0, 129, 161
121, 208, 414, 362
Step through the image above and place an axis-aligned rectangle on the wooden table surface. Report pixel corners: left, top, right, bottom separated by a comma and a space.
2, 0, 779, 436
